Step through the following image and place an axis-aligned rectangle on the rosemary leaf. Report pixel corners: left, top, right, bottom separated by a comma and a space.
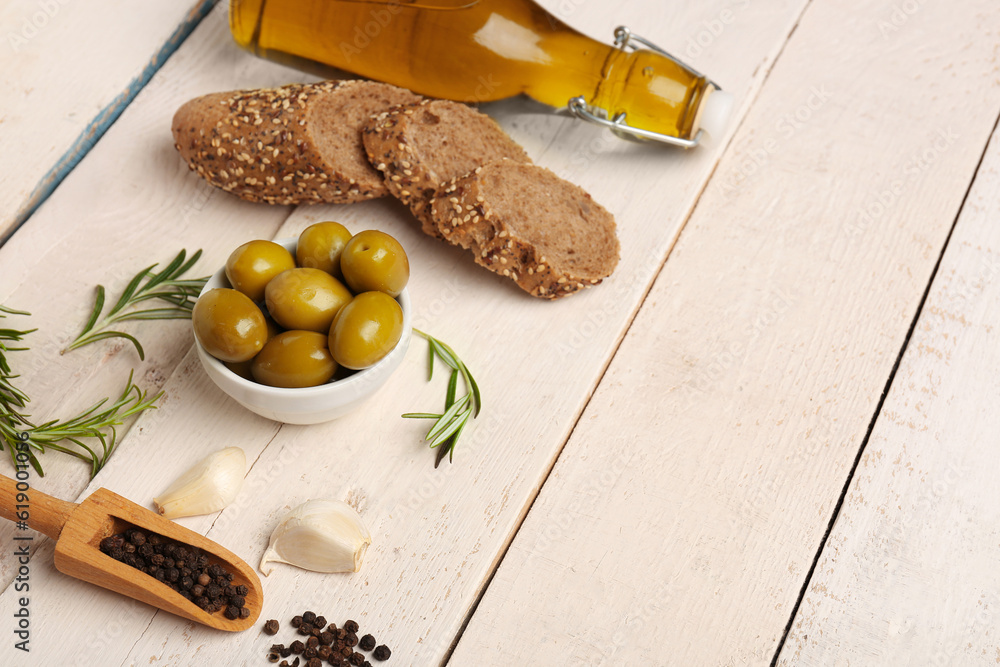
64, 249, 208, 359
425, 394, 471, 440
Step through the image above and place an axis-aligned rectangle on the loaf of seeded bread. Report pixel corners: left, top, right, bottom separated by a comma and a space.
172, 80, 422, 205
362, 99, 531, 236
428, 160, 620, 299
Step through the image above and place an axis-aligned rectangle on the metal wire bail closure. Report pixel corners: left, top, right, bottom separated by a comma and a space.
567, 26, 721, 148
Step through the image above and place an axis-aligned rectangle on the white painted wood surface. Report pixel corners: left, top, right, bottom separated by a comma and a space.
0, 0, 214, 241
2, 0, 1000, 665
449, 0, 1000, 665
0, 0, 816, 664
0, 2, 306, 592
778, 103, 1000, 666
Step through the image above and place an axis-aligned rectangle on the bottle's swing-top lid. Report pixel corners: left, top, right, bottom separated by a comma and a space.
696, 88, 735, 139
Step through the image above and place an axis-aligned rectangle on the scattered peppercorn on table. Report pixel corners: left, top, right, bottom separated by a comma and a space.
3, 0, 1000, 664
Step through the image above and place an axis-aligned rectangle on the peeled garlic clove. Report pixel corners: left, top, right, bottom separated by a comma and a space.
152, 447, 245, 519
259, 499, 371, 576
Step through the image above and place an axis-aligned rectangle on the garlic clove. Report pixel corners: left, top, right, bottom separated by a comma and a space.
259, 499, 371, 576
152, 447, 246, 519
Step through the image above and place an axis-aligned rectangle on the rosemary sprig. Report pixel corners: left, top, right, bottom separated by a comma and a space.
64, 249, 208, 360
1, 307, 162, 477
0, 306, 35, 462
402, 329, 482, 467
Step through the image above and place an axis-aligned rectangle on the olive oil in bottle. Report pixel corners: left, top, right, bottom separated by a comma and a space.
229, 0, 731, 145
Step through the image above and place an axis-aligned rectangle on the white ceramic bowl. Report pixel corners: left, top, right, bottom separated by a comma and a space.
194, 238, 411, 424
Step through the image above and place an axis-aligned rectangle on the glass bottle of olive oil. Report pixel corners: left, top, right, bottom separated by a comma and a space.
229, 0, 731, 146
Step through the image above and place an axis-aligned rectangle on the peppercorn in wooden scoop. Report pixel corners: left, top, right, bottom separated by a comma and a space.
0, 475, 262, 631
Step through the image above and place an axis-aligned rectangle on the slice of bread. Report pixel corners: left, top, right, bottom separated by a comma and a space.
362, 99, 531, 236
429, 160, 620, 299
172, 80, 422, 205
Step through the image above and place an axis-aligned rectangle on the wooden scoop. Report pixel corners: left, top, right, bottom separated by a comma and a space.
0, 475, 261, 631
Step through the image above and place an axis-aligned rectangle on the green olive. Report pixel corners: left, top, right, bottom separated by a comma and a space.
251, 330, 338, 388
340, 230, 410, 297
225, 240, 296, 302
225, 311, 282, 379
192, 288, 267, 363
265, 268, 352, 333
328, 291, 404, 370
296, 221, 353, 279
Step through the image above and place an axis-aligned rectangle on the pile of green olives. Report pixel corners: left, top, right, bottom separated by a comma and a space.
193, 222, 409, 388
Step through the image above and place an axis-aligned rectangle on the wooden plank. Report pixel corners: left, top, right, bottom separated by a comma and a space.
448, 0, 1000, 665
0, 0, 810, 664
0, 0, 216, 242
778, 114, 1000, 664
0, 3, 307, 590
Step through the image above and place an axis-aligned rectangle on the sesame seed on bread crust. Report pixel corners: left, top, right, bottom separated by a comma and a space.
429, 160, 620, 299
362, 99, 531, 237
171, 80, 422, 205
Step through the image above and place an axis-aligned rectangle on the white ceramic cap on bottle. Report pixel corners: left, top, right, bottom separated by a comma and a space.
697, 88, 734, 139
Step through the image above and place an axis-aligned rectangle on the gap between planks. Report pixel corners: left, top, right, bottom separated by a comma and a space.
1, 0, 218, 245
768, 102, 1000, 667
439, 4, 818, 664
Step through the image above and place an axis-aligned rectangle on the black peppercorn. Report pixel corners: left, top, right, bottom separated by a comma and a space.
317, 646, 332, 660
358, 634, 376, 652
307, 659, 322, 667
306, 636, 319, 649
235, 584, 249, 596
341, 646, 353, 658
206, 584, 222, 599
303, 647, 318, 659
344, 620, 359, 634
291, 615, 303, 628
290, 640, 305, 654
298, 623, 314, 636
313, 615, 327, 628
230, 595, 246, 608
319, 631, 334, 646
311, 626, 322, 637
372, 645, 390, 661
349, 652, 365, 666
345, 633, 358, 648
302, 611, 317, 625
224, 605, 240, 620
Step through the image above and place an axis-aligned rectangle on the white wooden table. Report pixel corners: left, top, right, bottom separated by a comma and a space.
2, 0, 999, 664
